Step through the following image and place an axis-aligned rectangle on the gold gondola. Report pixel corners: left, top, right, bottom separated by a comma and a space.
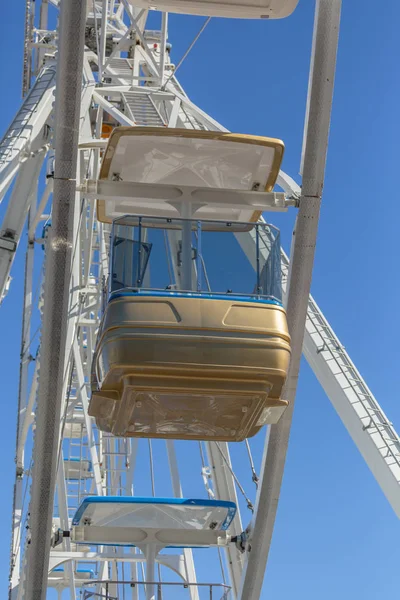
89, 127, 291, 441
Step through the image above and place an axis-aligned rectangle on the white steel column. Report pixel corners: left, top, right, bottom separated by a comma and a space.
145, 546, 156, 600
206, 442, 243, 598
181, 220, 193, 290
9, 208, 36, 598
238, 2, 342, 599
159, 13, 168, 87
166, 440, 199, 600
56, 460, 76, 600
99, 0, 109, 80
24, 0, 87, 595
73, 340, 103, 495
0, 154, 44, 301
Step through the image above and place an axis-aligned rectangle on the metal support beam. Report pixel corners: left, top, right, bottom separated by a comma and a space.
206, 442, 244, 599
92, 91, 135, 126
24, 0, 87, 595
81, 179, 291, 211
9, 209, 35, 598
238, 2, 342, 598
0, 154, 44, 302
72, 339, 103, 495
166, 441, 199, 600
56, 460, 76, 600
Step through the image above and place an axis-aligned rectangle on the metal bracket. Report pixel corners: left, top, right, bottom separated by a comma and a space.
51, 529, 70, 548
0, 233, 17, 253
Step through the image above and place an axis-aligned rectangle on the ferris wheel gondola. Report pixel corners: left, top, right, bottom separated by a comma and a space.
3, 2, 396, 600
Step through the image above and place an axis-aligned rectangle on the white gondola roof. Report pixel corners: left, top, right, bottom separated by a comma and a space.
97, 127, 284, 224
128, 0, 299, 19
73, 496, 235, 529
72, 496, 236, 548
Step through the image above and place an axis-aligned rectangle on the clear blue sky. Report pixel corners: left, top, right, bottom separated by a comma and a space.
0, 0, 399, 598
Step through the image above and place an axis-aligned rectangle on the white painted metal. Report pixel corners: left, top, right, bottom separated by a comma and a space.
9, 208, 35, 598
238, 3, 342, 597
0, 62, 55, 191
166, 441, 199, 600
24, 0, 88, 594
3, 1, 400, 600
206, 442, 244, 598
127, 0, 299, 20
87, 179, 290, 222
0, 154, 45, 303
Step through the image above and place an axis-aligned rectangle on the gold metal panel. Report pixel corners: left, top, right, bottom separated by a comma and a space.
104, 299, 182, 324
89, 295, 291, 441
99, 295, 290, 340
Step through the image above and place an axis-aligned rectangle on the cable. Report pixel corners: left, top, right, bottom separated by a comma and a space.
161, 17, 211, 90
214, 443, 254, 512
245, 440, 259, 489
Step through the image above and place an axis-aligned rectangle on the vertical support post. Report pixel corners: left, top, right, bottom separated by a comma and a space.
238, 2, 342, 599
205, 442, 243, 598
159, 13, 168, 87
130, 554, 140, 600
196, 220, 202, 292
166, 440, 199, 600
9, 209, 35, 599
255, 224, 261, 295
36, 0, 49, 73
108, 220, 115, 296
72, 340, 103, 495
99, 0, 109, 81
126, 439, 139, 494
180, 203, 193, 291
56, 460, 76, 600
137, 217, 142, 287
83, 197, 97, 286
145, 546, 156, 600
23, 0, 87, 594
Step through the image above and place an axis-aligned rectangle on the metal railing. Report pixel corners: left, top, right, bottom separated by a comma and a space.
82, 580, 232, 600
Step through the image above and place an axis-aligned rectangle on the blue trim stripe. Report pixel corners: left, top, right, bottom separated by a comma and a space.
52, 568, 95, 576
222, 506, 237, 531
72, 496, 236, 527
109, 289, 282, 306
76, 530, 216, 548
75, 542, 210, 549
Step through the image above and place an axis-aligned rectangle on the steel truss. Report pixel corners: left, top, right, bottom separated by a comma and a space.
0, 0, 397, 598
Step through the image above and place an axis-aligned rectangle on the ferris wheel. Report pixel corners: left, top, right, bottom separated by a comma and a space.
0, 0, 398, 598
